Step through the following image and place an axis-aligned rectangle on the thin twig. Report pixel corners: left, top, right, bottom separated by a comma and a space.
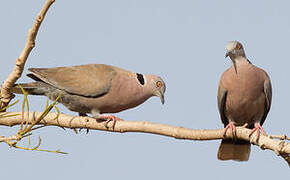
0, 94, 63, 154
0, 0, 55, 110
269, 134, 290, 141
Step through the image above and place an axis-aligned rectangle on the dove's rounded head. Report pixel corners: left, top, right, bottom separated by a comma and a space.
225, 41, 246, 58
146, 75, 166, 104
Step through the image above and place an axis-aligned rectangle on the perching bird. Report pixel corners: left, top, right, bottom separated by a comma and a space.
11, 64, 166, 127
217, 41, 272, 161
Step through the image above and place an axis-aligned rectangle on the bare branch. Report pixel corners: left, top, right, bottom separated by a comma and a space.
0, 0, 55, 109
0, 112, 289, 165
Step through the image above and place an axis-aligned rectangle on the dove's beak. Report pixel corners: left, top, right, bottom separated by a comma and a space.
160, 94, 165, 104
155, 91, 165, 104
225, 51, 237, 74
225, 52, 230, 58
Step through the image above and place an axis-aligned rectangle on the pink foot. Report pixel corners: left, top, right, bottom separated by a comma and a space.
249, 123, 266, 139
223, 122, 236, 138
99, 115, 123, 130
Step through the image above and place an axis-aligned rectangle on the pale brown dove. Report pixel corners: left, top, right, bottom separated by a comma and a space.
217, 41, 272, 161
11, 64, 166, 127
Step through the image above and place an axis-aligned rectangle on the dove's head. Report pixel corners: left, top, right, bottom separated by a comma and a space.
225, 41, 246, 74
225, 41, 246, 59
145, 75, 166, 104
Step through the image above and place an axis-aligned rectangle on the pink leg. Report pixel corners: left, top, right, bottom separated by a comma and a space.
223, 122, 236, 138
249, 122, 266, 139
99, 115, 123, 130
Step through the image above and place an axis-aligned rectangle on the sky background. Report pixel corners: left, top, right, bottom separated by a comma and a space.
1, 0, 290, 179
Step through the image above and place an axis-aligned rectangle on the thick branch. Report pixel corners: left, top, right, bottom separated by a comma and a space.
0, 0, 55, 109
0, 112, 289, 165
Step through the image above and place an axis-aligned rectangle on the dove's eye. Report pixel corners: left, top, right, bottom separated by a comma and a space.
156, 81, 163, 88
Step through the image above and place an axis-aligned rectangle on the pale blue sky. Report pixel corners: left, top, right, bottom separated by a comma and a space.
1, 0, 290, 179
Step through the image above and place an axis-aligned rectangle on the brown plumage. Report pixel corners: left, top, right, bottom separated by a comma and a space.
217, 41, 272, 161
10, 64, 166, 124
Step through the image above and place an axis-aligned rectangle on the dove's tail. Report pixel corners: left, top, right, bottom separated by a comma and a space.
10, 82, 47, 95
217, 139, 251, 161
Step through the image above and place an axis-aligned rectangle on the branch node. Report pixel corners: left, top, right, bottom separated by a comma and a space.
37, 15, 43, 22
242, 123, 248, 128
282, 134, 288, 140
259, 143, 266, 150
15, 58, 22, 66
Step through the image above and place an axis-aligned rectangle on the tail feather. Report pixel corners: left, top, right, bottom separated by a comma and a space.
10, 82, 46, 95
217, 139, 251, 161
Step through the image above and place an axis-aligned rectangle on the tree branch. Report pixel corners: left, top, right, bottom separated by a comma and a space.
0, 111, 289, 165
0, 0, 55, 110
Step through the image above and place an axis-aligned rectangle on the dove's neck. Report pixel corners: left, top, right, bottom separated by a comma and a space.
143, 75, 156, 97
230, 56, 251, 75
232, 56, 248, 66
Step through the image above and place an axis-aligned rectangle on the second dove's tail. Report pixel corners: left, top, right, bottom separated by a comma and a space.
217, 139, 251, 161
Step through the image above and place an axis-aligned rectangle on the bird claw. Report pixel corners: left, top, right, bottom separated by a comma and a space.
99, 115, 123, 130
78, 128, 90, 134
223, 122, 236, 139
78, 113, 90, 134
249, 123, 266, 140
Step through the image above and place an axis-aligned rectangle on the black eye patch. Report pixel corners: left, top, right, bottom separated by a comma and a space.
136, 73, 145, 85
